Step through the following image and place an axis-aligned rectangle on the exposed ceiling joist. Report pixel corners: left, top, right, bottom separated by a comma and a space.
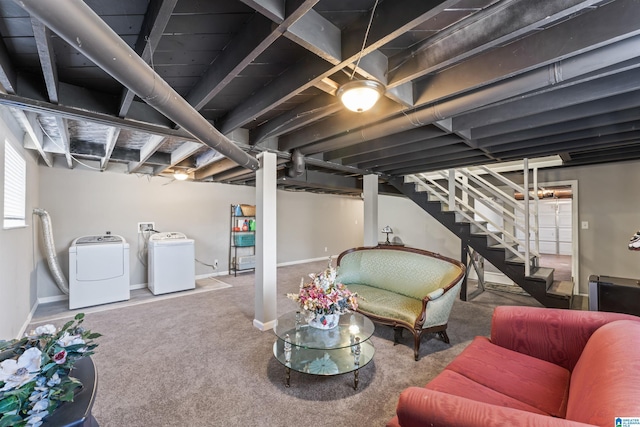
128, 134, 167, 173
54, 117, 73, 169
389, 0, 607, 86
453, 66, 640, 131
323, 126, 446, 161
3, 0, 639, 195
13, 109, 53, 167
31, 18, 58, 104
0, 37, 16, 94
119, 0, 178, 118
187, 0, 320, 112
471, 90, 640, 140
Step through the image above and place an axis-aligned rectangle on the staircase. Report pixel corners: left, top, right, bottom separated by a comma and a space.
389, 164, 572, 309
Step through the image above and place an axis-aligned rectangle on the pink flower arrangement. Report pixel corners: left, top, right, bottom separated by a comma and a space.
287, 259, 358, 315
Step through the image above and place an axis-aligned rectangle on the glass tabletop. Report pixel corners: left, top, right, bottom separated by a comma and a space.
273, 340, 375, 376
274, 311, 375, 350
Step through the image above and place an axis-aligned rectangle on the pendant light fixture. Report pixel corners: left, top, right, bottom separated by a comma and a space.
173, 170, 189, 181
337, 0, 384, 113
337, 80, 385, 113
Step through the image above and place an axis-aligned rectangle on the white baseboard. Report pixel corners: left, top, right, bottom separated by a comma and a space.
38, 294, 68, 304
195, 271, 229, 279
129, 273, 231, 290
17, 301, 40, 339
253, 318, 277, 331
277, 256, 335, 267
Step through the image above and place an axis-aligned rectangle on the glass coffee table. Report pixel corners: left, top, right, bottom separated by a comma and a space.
273, 311, 375, 389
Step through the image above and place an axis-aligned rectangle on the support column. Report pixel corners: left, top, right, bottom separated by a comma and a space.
254, 151, 277, 331
363, 174, 378, 247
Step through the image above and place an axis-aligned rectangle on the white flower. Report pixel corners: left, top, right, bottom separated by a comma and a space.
30, 399, 49, 413
47, 372, 61, 387
34, 324, 57, 336
57, 332, 85, 348
25, 409, 47, 427
0, 347, 42, 391
29, 389, 48, 402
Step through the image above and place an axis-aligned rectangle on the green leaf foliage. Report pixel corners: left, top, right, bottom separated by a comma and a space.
0, 413, 23, 427
0, 313, 99, 425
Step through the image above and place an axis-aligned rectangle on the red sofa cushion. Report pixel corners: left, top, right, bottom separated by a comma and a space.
444, 336, 571, 417
490, 306, 639, 371
566, 320, 640, 425
389, 388, 595, 427
426, 369, 548, 415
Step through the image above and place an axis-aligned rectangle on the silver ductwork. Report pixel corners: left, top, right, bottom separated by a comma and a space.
33, 208, 69, 295
14, 0, 259, 171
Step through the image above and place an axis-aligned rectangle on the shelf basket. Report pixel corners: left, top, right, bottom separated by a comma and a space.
240, 204, 255, 216
234, 234, 255, 247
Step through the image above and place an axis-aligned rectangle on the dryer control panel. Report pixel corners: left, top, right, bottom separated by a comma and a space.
150, 232, 187, 241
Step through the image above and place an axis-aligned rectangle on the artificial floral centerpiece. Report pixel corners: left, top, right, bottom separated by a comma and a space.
0, 313, 100, 427
287, 259, 358, 329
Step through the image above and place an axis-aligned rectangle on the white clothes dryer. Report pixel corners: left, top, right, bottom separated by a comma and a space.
68, 234, 130, 309
148, 232, 195, 295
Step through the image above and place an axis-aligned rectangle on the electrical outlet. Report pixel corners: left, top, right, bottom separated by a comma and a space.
214, 259, 218, 269
324, 247, 328, 252
138, 222, 155, 233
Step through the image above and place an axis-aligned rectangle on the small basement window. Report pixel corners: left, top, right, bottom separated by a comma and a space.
4, 140, 26, 228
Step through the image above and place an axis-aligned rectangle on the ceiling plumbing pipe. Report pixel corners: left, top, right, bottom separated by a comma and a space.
299, 35, 640, 155
287, 149, 305, 177
33, 208, 69, 295
14, 0, 259, 171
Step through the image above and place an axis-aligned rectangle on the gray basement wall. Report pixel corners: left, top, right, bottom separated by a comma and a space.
34, 166, 459, 305
2, 105, 640, 339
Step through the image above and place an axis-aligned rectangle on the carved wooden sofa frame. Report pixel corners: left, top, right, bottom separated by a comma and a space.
337, 245, 466, 360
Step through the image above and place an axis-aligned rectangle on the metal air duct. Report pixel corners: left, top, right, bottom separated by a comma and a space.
33, 208, 69, 295
14, 0, 258, 171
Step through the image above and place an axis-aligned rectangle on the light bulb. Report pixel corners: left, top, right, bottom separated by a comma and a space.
337, 80, 385, 113
173, 171, 189, 181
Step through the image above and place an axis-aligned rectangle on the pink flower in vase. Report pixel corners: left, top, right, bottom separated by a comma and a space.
53, 349, 67, 365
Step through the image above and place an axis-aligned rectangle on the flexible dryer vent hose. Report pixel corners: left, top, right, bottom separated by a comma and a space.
33, 208, 69, 295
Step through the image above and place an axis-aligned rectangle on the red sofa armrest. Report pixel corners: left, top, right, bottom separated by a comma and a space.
389, 387, 595, 427
490, 306, 640, 371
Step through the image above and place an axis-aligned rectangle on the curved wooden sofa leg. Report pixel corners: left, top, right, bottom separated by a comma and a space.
437, 330, 450, 344
413, 330, 422, 361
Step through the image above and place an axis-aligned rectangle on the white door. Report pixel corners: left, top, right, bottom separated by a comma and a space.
515, 198, 572, 255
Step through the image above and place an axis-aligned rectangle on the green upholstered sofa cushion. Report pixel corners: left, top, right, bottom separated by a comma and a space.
337, 249, 462, 300
345, 283, 423, 325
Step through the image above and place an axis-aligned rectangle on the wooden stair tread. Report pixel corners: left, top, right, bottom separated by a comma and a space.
547, 280, 573, 298
529, 267, 554, 281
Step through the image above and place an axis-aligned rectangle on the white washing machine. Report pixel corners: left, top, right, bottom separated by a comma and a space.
68, 234, 130, 309
148, 232, 195, 295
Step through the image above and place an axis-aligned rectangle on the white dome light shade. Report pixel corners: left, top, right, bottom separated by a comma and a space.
173, 170, 189, 181
337, 80, 385, 113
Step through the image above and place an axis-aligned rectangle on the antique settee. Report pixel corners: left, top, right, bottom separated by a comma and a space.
387, 306, 640, 426
336, 245, 465, 360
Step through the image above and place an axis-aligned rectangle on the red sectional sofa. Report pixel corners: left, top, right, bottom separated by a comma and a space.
387, 306, 640, 427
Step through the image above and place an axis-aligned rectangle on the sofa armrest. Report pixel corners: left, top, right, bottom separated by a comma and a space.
490, 306, 640, 371
390, 387, 595, 427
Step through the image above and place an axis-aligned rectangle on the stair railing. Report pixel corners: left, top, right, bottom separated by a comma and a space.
407, 161, 540, 277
